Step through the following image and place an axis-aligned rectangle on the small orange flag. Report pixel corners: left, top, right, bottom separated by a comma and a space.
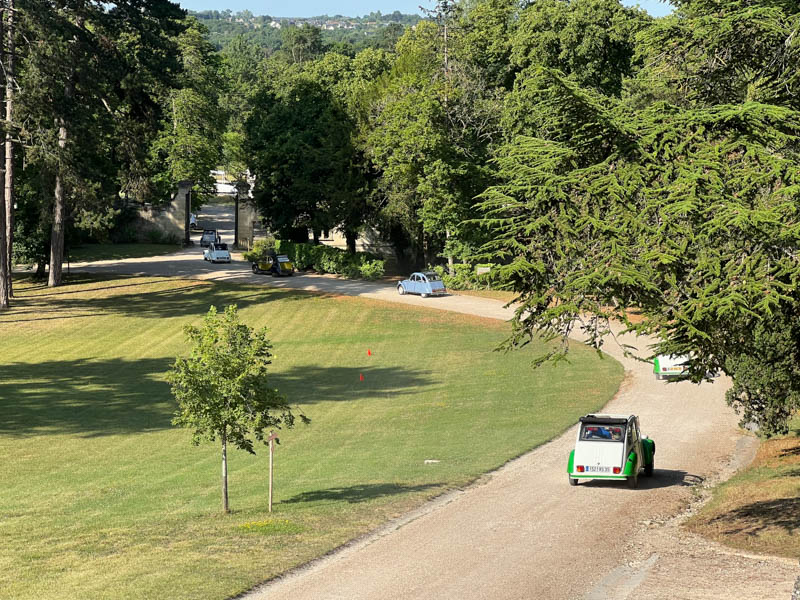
367, 349, 372, 356
359, 373, 365, 381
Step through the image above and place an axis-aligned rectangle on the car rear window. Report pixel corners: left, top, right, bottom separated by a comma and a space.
580, 424, 625, 442
216, 243, 228, 250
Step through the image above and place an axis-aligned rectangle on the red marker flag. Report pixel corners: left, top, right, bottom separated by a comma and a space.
359, 373, 364, 381
367, 349, 372, 356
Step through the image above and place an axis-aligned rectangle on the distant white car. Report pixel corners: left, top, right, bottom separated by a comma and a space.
190, 213, 198, 229
653, 354, 690, 380
203, 242, 231, 263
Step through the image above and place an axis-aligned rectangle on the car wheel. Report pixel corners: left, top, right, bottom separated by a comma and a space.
421, 293, 429, 298
627, 474, 638, 489
569, 477, 578, 486
644, 460, 654, 477
397, 285, 405, 295
252, 264, 259, 274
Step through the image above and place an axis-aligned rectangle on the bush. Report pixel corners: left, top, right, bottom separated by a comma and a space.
275, 240, 384, 280
433, 263, 500, 290
359, 260, 385, 280
243, 237, 276, 263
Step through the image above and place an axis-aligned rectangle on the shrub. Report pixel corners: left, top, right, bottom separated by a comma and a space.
243, 237, 276, 263
359, 259, 385, 280
275, 240, 384, 280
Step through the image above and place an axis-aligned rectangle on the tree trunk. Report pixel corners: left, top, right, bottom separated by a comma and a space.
48, 87, 73, 288
345, 230, 357, 254
221, 428, 229, 513
4, 0, 14, 298
446, 227, 454, 275
0, 10, 7, 310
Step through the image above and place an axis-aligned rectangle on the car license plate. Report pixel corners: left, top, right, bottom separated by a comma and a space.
586, 466, 611, 473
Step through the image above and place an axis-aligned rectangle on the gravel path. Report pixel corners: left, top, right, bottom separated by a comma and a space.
73, 205, 797, 599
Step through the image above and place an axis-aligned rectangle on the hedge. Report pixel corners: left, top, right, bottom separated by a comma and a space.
275, 241, 385, 281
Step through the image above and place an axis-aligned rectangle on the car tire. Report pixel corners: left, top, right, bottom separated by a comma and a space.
569, 477, 578, 486
252, 264, 259, 274
627, 474, 638, 489
644, 460, 654, 477
421, 293, 429, 298
397, 285, 405, 295
655, 373, 663, 380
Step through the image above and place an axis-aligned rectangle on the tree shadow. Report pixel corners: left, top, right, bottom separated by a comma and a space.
0, 359, 435, 437
4, 274, 315, 322
270, 366, 436, 405
281, 482, 443, 505
780, 446, 800, 458
707, 497, 800, 536
579, 469, 703, 489
0, 357, 175, 437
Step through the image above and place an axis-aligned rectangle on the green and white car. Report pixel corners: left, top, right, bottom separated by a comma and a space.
567, 414, 655, 488
653, 354, 690, 380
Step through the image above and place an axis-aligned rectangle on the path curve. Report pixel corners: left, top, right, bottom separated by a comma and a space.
72, 205, 796, 599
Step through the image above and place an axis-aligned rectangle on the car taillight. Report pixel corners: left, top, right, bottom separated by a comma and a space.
576, 465, 584, 472
613, 467, 621, 474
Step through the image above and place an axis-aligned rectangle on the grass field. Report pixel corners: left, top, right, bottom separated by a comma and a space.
0, 275, 623, 599
687, 420, 800, 558
69, 243, 181, 262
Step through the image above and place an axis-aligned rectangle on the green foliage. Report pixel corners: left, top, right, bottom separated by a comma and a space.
724, 310, 800, 437
169, 305, 307, 453
242, 237, 277, 263
275, 241, 384, 279
510, 0, 650, 97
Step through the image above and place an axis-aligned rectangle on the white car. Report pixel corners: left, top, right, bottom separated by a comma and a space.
567, 414, 655, 489
203, 242, 231, 263
653, 354, 690, 379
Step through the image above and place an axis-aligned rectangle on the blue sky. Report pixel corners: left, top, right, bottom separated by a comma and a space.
178, 0, 675, 19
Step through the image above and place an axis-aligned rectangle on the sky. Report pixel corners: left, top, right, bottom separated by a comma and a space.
177, 0, 675, 19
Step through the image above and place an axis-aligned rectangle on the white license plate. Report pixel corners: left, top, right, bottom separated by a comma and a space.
586, 466, 611, 473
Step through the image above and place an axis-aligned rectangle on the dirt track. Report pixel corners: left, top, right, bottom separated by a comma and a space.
72, 205, 797, 599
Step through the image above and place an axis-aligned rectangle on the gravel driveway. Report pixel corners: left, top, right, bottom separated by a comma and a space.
73, 204, 797, 599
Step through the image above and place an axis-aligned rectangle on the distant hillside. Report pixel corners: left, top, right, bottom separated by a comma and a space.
189, 10, 422, 53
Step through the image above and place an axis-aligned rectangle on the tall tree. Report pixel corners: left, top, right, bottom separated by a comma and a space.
16, 0, 185, 287
478, 66, 800, 434
169, 305, 307, 513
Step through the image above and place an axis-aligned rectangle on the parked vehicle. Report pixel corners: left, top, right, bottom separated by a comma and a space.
397, 271, 447, 298
252, 254, 294, 276
203, 242, 231, 263
653, 355, 690, 380
567, 414, 655, 488
200, 229, 218, 247
190, 213, 198, 229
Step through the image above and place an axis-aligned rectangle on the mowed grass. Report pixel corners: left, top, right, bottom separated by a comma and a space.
688, 420, 800, 558
69, 243, 181, 262
0, 275, 623, 599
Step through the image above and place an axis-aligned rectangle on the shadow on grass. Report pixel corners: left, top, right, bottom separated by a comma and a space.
271, 366, 436, 405
4, 274, 316, 321
0, 358, 435, 436
281, 482, 443, 505
780, 446, 800, 458
579, 470, 703, 490
0, 357, 174, 437
707, 497, 800, 536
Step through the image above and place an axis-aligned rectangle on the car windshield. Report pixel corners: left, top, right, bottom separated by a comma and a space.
580, 424, 625, 442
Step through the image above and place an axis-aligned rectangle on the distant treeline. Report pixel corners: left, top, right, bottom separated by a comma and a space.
188, 10, 421, 52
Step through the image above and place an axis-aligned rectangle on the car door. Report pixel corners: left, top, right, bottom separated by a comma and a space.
419, 274, 431, 295
628, 417, 642, 473
408, 274, 419, 294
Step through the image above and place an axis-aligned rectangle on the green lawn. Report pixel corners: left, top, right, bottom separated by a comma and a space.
0, 275, 623, 599
69, 243, 181, 262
